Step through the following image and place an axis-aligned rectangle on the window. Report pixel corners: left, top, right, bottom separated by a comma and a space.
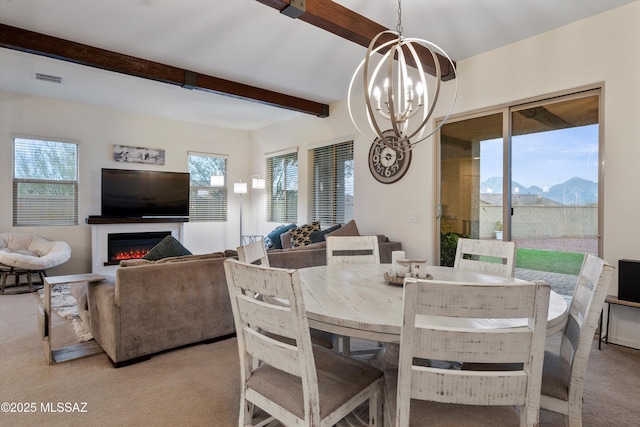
308, 140, 354, 225
13, 137, 78, 226
188, 152, 227, 221
267, 151, 298, 223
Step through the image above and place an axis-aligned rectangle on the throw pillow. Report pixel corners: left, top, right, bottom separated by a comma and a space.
267, 223, 297, 250
290, 221, 321, 248
280, 231, 292, 249
310, 224, 342, 244
326, 219, 360, 237
143, 235, 192, 261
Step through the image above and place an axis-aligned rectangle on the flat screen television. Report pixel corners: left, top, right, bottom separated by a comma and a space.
101, 168, 190, 218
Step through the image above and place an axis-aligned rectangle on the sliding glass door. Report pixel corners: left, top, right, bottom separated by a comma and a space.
438, 112, 504, 266
438, 89, 601, 295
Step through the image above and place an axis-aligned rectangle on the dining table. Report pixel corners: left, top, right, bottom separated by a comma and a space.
298, 263, 568, 342
297, 263, 569, 427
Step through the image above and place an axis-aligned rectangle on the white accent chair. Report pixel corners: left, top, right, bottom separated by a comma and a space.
394, 277, 550, 427
0, 232, 71, 294
540, 254, 614, 426
223, 259, 383, 427
326, 235, 381, 356
454, 237, 517, 277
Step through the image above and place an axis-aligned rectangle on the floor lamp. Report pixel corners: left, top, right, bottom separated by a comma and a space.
211, 174, 265, 247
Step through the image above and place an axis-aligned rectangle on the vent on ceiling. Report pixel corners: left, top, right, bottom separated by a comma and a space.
34, 73, 64, 84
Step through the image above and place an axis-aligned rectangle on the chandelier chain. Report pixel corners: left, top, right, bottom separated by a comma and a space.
396, 0, 403, 35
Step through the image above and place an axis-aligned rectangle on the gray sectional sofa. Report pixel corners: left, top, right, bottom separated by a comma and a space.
73, 236, 401, 367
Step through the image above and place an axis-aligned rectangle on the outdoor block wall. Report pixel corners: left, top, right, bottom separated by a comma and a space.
479, 206, 598, 240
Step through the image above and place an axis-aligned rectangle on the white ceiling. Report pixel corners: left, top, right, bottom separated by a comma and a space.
0, 0, 635, 131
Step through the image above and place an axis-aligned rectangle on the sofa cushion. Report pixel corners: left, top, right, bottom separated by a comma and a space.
156, 252, 226, 264
121, 251, 227, 267
310, 224, 342, 244
266, 224, 297, 249
143, 236, 192, 261
326, 219, 360, 237
290, 221, 321, 248
119, 259, 154, 267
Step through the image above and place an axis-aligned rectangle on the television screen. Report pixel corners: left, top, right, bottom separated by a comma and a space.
101, 168, 190, 218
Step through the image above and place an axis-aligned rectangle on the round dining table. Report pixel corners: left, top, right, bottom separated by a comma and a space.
298, 263, 569, 427
297, 263, 569, 344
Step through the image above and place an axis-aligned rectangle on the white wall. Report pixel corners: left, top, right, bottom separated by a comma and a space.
0, 91, 252, 274
250, 1, 640, 348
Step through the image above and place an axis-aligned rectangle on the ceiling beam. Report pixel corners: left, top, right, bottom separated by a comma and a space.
256, 0, 456, 81
0, 23, 329, 118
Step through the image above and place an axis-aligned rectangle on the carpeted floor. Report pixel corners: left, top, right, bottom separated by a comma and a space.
1, 291, 638, 426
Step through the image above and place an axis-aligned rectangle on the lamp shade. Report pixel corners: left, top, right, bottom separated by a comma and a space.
252, 177, 265, 190
210, 175, 225, 187
233, 182, 247, 194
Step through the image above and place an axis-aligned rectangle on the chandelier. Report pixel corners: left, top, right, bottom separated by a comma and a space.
348, 0, 458, 152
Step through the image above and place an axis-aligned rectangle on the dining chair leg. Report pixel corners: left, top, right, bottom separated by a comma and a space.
342, 336, 350, 356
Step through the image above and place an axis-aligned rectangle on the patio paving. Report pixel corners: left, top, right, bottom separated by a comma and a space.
511, 237, 596, 299
515, 268, 576, 298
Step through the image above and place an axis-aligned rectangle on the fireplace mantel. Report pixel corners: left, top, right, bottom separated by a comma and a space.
86, 216, 188, 225
87, 217, 185, 276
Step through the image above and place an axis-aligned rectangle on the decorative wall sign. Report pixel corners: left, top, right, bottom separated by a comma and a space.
113, 145, 165, 165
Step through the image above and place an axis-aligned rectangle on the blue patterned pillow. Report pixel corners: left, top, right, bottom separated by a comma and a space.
267, 223, 297, 249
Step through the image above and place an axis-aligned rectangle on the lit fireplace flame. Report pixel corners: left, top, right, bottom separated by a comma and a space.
113, 248, 150, 261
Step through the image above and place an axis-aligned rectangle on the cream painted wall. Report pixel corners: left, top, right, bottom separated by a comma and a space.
250, 1, 640, 348
0, 91, 252, 274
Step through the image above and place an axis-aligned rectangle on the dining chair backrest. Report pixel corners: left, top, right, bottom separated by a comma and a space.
223, 259, 383, 426
454, 237, 517, 277
540, 254, 614, 426
326, 235, 380, 265
237, 240, 270, 267
396, 278, 550, 427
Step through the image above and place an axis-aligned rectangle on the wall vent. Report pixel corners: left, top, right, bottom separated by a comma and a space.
34, 73, 64, 84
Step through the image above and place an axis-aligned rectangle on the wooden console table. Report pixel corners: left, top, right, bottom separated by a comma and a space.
39, 273, 106, 364
599, 295, 640, 349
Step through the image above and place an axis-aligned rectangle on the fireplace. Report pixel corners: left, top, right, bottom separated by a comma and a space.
106, 231, 171, 265
87, 217, 186, 276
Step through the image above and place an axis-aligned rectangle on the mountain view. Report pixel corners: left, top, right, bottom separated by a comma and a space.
481, 176, 598, 206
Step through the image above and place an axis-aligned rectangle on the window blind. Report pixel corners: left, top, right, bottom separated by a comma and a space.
266, 151, 298, 223
308, 140, 354, 225
188, 153, 227, 221
13, 138, 78, 226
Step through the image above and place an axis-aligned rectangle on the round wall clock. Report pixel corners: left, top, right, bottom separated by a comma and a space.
368, 130, 412, 184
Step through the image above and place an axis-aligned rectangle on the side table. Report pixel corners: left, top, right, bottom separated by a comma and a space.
38, 273, 105, 364
599, 295, 640, 349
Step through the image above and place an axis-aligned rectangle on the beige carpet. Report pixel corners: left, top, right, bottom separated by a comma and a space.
1, 292, 638, 427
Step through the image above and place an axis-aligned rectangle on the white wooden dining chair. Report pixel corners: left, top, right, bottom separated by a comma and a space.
454, 237, 517, 277
394, 278, 550, 427
237, 240, 335, 350
540, 254, 614, 427
223, 259, 383, 427
237, 240, 270, 266
326, 235, 381, 356
326, 235, 380, 265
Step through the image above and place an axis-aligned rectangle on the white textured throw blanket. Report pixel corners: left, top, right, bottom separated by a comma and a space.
38, 284, 93, 342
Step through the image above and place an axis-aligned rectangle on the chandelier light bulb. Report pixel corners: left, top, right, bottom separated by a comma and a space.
347, 1, 458, 152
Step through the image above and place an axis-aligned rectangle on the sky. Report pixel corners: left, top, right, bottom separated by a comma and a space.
480, 124, 599, 190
